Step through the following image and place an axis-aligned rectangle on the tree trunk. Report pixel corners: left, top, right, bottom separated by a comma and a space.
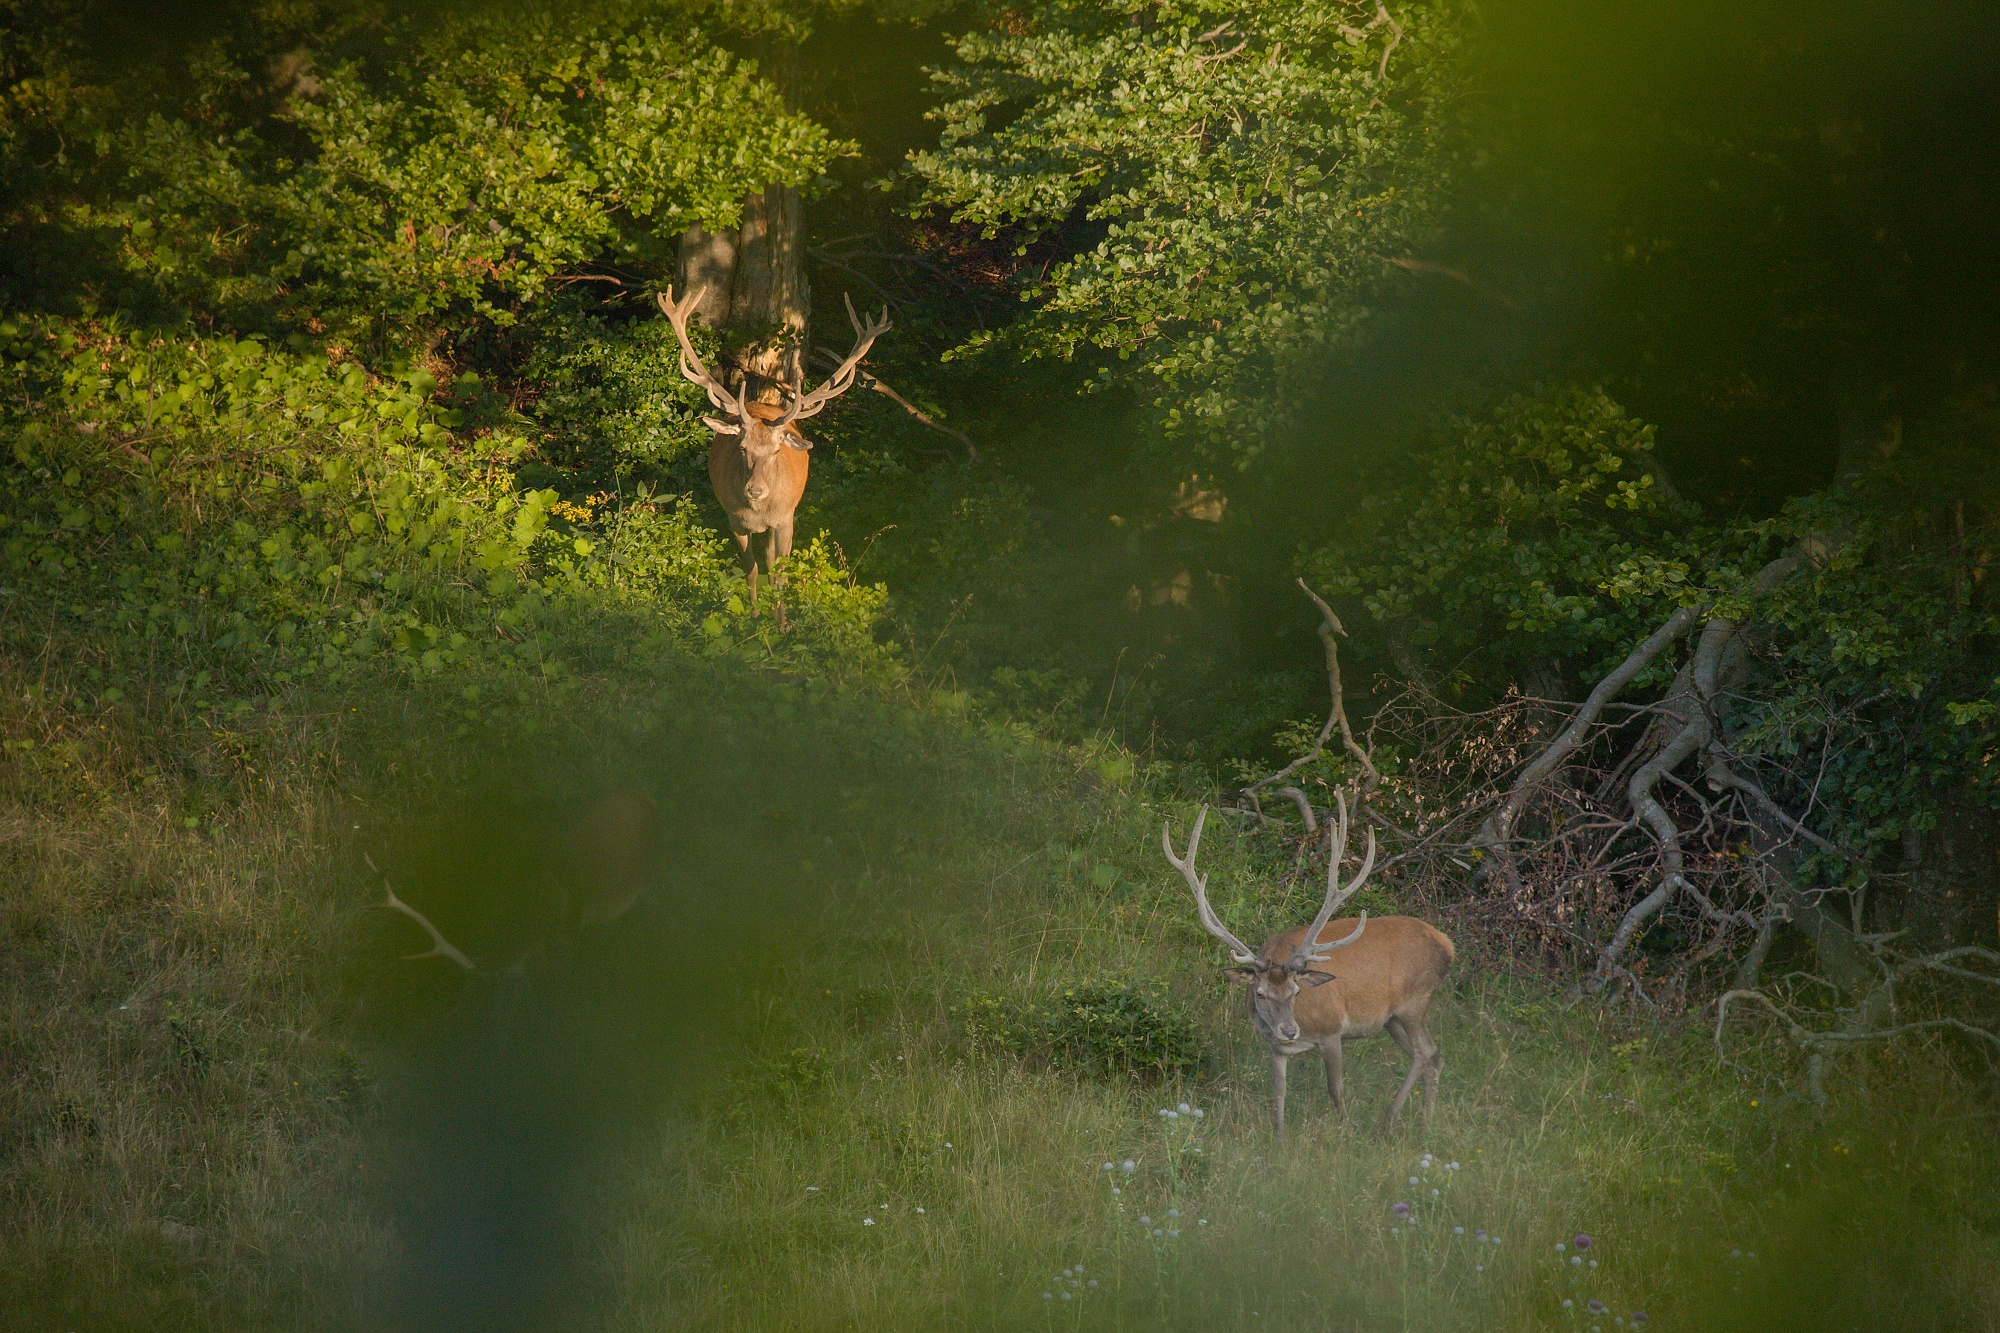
674, 188, 811, 405
675, 227, 737, 326
728, 183, 810, 398
673, 29, 811, 407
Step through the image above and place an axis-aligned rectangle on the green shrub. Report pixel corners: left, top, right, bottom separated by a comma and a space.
0, 317, 901, 699
956, 980, 1207, 1080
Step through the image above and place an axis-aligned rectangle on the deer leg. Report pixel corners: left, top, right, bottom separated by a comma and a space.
769, 519, 794, 631
1270, 1050, 1291, 1138
1320, 1038, 1346, 1119
729, 529, 757, 602
1382, 1016, 1425, 1134
1413, 1019, 1443, 1130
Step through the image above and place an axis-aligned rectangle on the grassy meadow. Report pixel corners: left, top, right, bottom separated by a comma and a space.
3, 648, 1994, 1333
4, 3, 1999, 1329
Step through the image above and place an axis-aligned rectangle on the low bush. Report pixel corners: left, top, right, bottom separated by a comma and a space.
958, 980, 1208, 1080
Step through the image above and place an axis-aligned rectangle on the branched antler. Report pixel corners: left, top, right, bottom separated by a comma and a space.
772, 293, 890, 427
1289, 790, 1374, 968
1164, 805, 1259, 964
657, 285, 750, 421
366, 852, 474, 972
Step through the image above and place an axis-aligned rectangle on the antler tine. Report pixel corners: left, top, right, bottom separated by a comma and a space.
367, 852, 475, 972
1164, 805, 1260, 965
773, 291, 891, 427
1291, 790, 1374, 968
657, 285, 743, 416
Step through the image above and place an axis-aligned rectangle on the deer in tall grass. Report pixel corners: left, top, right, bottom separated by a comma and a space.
375, 788, 663, 976
1164, 792, 1454, 1136
657, 285, 889, 622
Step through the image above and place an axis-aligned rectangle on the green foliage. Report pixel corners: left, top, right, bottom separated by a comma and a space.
911, 0, 1462, 460
1307, 385, 1706, 678
1728, 444, 2000, 865
516, 296, 716, 482
958, 979, 1208, 1078
0, 315, 897, 698
40, 6, 845, 347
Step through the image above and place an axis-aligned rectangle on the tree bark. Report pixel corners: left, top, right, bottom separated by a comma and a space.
675, 226, 737, 326
676, 184, 811, 405
728, 183, 810, 397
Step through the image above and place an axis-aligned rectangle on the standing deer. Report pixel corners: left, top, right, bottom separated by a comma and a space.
1164, 793, 1454, 1136
657, 285, 889, 617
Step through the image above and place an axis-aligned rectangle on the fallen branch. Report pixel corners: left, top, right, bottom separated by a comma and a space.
1474, 603, 1703, 862
1718, 986, 2000, 1106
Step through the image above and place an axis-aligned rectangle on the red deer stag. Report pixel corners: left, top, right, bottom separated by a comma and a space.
1163, 793, 1454, 1136
374, 788, 664, 975
658, 286, 889, 616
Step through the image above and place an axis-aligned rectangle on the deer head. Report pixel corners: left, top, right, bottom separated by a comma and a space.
658, 285, 889, 504
1164, 791, 1375, 1043
371, 789, 664, 976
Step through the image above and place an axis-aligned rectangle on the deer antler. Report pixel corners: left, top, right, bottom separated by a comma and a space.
1289, 790, 1372, 969
1164, 805, 1260, 965
772, 293, 890, 428
367, 852, 474, 971
658, 285, 749, 420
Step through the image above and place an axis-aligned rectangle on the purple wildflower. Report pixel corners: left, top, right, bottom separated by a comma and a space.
1574, 1234, 1594, 1251
1589, 1300, 1608, 1313
1631, 1315, 1649, 1326
1392, 1202, 1411, 1216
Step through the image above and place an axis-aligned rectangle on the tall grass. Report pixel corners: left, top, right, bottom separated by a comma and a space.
1, 648, 1995, 1331
591, 832, 2000, 1333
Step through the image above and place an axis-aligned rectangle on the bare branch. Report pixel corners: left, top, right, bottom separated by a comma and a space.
1720, 987, 2000, 1058
1272, 786, 1318, 833
1700, 742, 1856, 863
1372, 2, 1403, 81
1476, 603, 1702, 857
1244, 581, 1377, 804
810, 348, 978, 460
1372, 254, 1522, 310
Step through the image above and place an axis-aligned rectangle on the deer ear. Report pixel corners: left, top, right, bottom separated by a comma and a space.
780, 429, 812, 452
1295, 970, 1337, 987
703, 416, 742, 436
1222, 966, 1259, 986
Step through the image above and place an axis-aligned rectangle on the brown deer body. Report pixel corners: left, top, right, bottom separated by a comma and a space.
659, 286, 889, 611
1165, 795, 1454, 1136
705, 400, 811, 599
1235, 914, 1454, 1137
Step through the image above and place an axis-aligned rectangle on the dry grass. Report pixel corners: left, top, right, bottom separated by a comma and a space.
0, 678, 386, 1327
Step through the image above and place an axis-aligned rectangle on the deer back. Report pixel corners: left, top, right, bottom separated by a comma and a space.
1263, 915, 1455, 1038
